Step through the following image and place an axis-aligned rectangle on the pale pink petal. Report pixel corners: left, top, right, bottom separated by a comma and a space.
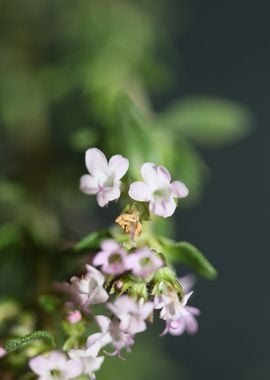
88, 355, 105, 372
171, 180, 189, 198
89, 286, 109, 304
185, 314, 199, 334
101, 239, 121, 252
85, 148, 108, 177
0, 347, 6, 358
120, 316, 146, 335
157, 165, 171, 182
95, 315, 110, 333
128, 181, 151, 201
182, 291, 193, 306
92, 251, 109, 266
141, 162, 160, 186
86, 342, 102, 358
80, 175, 98, 195
86, 333, 104, 347
186, 306, 201, 316
149, 198, 176, 218
96, 191, 110, 207
85, 265, 105, 285
29, 356, 48, 375
65, 359, 83, 378
168, 319, 185, 336
109, 155, 129, 180
140, 302, 154, 319
178, 274, 196, 293
97, 186, 121, 207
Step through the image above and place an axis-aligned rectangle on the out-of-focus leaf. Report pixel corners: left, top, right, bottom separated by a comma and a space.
159, 96, 252, 146
38, 295, 61, 313
69, 128, 98, 151
170, 138, 208, 204
0, 181, 26, 208
160, 238, 217, 279
112, 96, 154, 177
0, 299, 20, 325
73, 230, 111, 253
4, 331, 55, 353
0, 224, 21, 249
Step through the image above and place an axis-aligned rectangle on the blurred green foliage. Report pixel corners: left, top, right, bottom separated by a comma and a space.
0, 0, 252, 378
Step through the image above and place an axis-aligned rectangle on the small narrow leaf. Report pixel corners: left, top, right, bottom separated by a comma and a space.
4, 330, 56, 353
160, 239, 217, 279
73, 230, 111, 253
159, 96, 252, 146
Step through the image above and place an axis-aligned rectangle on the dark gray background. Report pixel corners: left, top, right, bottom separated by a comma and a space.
167, 1, 269, 379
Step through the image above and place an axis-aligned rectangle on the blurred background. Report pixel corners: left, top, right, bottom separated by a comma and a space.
0, 0, 268, 379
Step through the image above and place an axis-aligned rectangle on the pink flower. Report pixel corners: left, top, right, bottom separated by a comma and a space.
93, 240, 127, 275
29, 351, 83, 380
108, 296, 154, 335
80, 148, 129, 207
129, 162, 188, 218
155, 291, 200, 336
178, 274, 196, 294
95, 315, 134, 357
125, 247, 163, 277
0, 346, 6, 358
69, 265, 108, 308
68, 341, 104, 380
67, 310, 82, 324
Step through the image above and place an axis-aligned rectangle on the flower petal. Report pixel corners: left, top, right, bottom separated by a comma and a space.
96, 186, 121, 207
29, 356, 48, 375
185, 314, 199, 334
109, 155, 129, 180
140, 302, 154, 319
85, 148, 108, 177
92, 251, 109, 267
141, 162, 160, 186
101, 239, 121, 253
95, 315, 110, 333
80, 175, 98, 195
149, 198, 176, 218
65, 359, 83, 378
171, 181, 189, 198
182, 291, 193, 306
157, 165, 171, 182
128, 181, 151, 201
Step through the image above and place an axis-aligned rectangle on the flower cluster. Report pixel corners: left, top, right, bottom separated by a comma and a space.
80, 148, 188, 218
27, 149, 202, 380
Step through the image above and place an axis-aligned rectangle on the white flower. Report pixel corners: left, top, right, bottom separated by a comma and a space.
95, 315, 134, 356
29, 351, 83, 380
80, 147, 129, 207
69, 265, 108, 308
68, 342, 104, 380
124, 247, 163, 277
108, 296, 154, 335
93, 239, 128, 275
129, 162, 188, 218
155, 291, 200, 336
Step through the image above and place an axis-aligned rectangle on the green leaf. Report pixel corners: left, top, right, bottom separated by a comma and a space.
159, 96, 252, 146
73, 230, 111, 253
160, 239, 217, 279
0, 223, 21, 249
38, 295, 61, 313
4, 330, 56, 353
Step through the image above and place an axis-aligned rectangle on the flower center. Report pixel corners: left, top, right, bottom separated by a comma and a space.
50, 369, 62, 379
153, 188, 171, 200
102, 174, 115, 188
139, 257, 152, 268
108, 253, 122, 264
